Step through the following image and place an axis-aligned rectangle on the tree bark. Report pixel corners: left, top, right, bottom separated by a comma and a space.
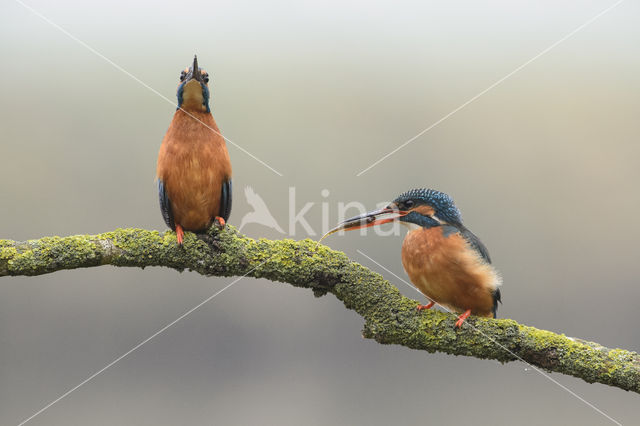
1, 226, 638, 394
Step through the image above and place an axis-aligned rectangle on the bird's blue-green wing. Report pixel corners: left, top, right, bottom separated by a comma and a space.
441, 225, 491, 263
451, 225, 492, 264
220, 179, 232, 222
444, 224, 501, 317
158, 179, 175, 230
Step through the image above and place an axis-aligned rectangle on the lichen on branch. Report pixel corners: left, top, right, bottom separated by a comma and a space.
1, 226, 639, 394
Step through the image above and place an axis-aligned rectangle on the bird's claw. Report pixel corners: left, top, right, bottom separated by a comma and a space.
454, 309, 472, 328
175, 224, 184, 246
416, 301, 435, 311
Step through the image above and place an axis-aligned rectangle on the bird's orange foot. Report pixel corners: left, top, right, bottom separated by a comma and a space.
454, 309, 472, 328
175, 224, 184, 245
214, 216, 226, 228
417, 301, 435, 311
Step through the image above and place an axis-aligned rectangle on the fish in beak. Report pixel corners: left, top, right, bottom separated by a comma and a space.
318, 205, 408, 243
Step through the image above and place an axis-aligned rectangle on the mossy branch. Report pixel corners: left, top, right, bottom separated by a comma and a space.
1, 226, 639, 394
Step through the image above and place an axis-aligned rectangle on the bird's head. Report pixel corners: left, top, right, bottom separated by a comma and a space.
319, 188, 463, 241
391, 188, 462, 228
176, 55, 211, 113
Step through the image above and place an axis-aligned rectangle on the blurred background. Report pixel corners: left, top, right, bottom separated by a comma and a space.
1, 0, 639, 424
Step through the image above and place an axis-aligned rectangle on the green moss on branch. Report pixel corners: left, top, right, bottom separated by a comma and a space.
1, 226, 639, 394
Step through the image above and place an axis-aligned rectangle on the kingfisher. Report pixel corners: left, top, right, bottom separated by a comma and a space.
320, 188, 501, 328
157, 55, 232, 245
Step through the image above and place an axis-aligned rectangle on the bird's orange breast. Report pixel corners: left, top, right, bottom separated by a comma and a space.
156, 109, 231, 231
401, 227, 500, 317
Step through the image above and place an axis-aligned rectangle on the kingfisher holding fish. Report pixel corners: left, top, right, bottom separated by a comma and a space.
320, 188, 501, 328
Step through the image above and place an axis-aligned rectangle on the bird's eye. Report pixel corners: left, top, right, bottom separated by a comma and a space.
404, 200, 414, 209
203, 73, 209, 84
179, 70, 187, 82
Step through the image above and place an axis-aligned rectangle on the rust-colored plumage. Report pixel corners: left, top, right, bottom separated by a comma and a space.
402, 226, 498, 319
319, 188, 502, 328
157, 56, 232, 244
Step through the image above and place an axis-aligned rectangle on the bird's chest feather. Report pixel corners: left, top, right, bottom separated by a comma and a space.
157, 110, 232, 228
401, 227, 497, 315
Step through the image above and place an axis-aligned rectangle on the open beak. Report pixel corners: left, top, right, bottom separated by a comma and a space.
318, 206, 408, 243
187, 55, 203, 82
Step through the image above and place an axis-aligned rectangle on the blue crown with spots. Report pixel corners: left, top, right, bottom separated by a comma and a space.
393, 188, 462, 224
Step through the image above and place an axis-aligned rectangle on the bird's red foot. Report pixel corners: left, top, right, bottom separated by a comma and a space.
454, 309, 472, 328
417, 301, 435, 311
214, 216, 226, 228
175, 224, 184, 245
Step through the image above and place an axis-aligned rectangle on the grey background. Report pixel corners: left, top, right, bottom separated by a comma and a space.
1, 1, 639, 425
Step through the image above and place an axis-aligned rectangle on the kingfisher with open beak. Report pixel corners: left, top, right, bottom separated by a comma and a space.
321, 188, 501, 328
157, 55, 232, 245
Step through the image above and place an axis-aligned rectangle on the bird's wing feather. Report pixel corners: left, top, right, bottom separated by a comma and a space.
443, 224, 492, 264
219, 179, 232, 222
460, 227, 492, 264
444, 224, 500, 317
158, 179, 175, 230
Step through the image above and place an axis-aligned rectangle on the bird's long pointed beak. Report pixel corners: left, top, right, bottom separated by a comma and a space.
318, 207, 408, 243
188, 55, 203, 82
